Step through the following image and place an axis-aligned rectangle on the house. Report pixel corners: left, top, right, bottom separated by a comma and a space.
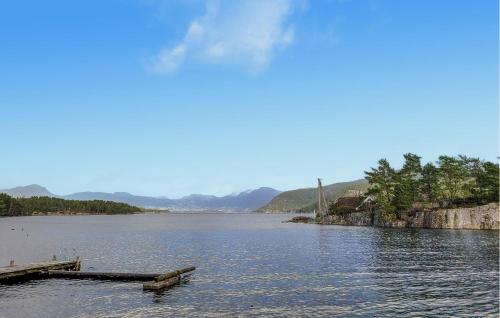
332, 191, 374, 212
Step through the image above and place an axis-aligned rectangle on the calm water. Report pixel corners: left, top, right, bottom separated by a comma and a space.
0, 213, 498, 318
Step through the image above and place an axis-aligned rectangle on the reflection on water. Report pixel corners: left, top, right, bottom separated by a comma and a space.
0, 213, 498, 317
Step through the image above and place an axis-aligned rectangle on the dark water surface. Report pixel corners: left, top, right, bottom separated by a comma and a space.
0, 213, 498, 317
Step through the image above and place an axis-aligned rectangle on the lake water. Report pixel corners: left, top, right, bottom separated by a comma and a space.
0, 213, 498, 317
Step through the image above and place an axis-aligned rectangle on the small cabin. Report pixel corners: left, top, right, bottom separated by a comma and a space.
331, 191, 374, 213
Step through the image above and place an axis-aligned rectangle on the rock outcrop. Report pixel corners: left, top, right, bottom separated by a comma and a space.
314, 203, 499, 230
405, 203, 499, 230
320, 211, 373, 226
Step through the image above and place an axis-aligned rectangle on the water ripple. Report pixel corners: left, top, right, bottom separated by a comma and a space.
0, 213, 497, 317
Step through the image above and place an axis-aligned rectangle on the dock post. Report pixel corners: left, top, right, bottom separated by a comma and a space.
143, 275, 181, 290
9, 260, 14, 267
75, 256, 81, 271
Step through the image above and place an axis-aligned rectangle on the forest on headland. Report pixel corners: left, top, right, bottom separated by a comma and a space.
0, 194, 141, 216
329, 154, 499, 222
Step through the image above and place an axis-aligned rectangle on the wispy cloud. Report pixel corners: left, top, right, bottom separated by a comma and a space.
149, 0, 297, 75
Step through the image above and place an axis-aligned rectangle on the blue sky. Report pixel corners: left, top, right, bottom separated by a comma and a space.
0, 0, 498, 197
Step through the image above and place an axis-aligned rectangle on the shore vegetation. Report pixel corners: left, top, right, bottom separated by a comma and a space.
0, 194, 141, 216
362, 153, 498, 221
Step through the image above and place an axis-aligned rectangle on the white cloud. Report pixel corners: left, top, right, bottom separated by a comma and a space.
149, 0, 297, 74
154, 44, 187, 74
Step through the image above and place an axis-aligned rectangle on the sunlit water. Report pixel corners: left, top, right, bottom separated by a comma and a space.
0, 213, 498, 317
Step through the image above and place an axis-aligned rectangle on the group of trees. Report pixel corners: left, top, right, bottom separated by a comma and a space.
365, 153, 499, 221
0, 194, 141, 217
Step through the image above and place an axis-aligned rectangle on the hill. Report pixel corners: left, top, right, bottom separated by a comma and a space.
257, 179, 369, 212
0, 184, 56, 198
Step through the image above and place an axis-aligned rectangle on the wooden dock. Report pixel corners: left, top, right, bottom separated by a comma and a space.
0, 259, 78, 282
0, 258, 195, 291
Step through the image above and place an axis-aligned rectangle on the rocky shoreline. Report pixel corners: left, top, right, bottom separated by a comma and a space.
289, 202, 499, 230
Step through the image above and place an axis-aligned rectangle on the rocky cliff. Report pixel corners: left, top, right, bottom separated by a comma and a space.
317, 203, 499, 230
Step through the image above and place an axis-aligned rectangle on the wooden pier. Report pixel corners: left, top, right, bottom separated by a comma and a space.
0, 259, 79, 282
0, 258, 195, 291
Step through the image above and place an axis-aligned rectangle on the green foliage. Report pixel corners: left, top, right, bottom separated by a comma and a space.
437, 155, 469, 201
0, 193, 141, 217
393, 153, 422, 213
482, 162, 499, 201
421, 163, 440, 201
0, 193, 11, 216
470, 160, 499, 203
365, 159, 397, 218
365, 154, 499, 221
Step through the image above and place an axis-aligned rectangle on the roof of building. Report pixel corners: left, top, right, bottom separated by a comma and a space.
334, 196, 363, 208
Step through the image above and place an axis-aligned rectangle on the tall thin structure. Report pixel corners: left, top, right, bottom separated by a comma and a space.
317, 178, 328, 217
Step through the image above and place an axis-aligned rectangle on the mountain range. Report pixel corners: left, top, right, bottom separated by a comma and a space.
0, 185, 280, 212
1, 179, 369, 213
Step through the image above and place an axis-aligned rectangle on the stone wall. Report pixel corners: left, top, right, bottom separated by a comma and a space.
319, 203, 499, 230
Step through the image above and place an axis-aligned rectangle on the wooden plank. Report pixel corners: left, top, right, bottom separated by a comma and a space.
46, 270, 162, 281
143, 267, 195, 291
47, 266, 195, 283
143, 275, 181, 290
154, 266, 196, 282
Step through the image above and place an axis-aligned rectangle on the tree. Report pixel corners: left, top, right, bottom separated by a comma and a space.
364, 154, 497, 217
0, 194, 141, 217
393, 153, 422, 212
437, 155, 468, 202
0, 193, 10, 216
457, 155, 482, 202
365, 159, 397, 220
421, 163, 440, 202
477, 161, 499, 203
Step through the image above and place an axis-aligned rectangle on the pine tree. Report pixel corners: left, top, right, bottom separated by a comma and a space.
437, 155, 468, 202
365, 159, 397, 220
478, 161, 499, 203
393, 153, 422, 213
421, 163, 440, 202
0, 193, 10, 216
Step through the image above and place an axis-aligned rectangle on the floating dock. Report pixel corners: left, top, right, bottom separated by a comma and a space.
0, 258, 195, 291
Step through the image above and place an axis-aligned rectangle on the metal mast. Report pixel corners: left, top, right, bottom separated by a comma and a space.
317, 178, 328, 217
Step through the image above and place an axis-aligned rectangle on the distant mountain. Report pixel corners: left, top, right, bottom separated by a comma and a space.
0, 184, 57, 198
1, 184, 281, 211
257, 179, 369, 213
67, 187, 280, 211
176, 187, 281, 210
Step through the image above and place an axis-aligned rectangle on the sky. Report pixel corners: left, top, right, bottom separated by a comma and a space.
0, 0, 498, 197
